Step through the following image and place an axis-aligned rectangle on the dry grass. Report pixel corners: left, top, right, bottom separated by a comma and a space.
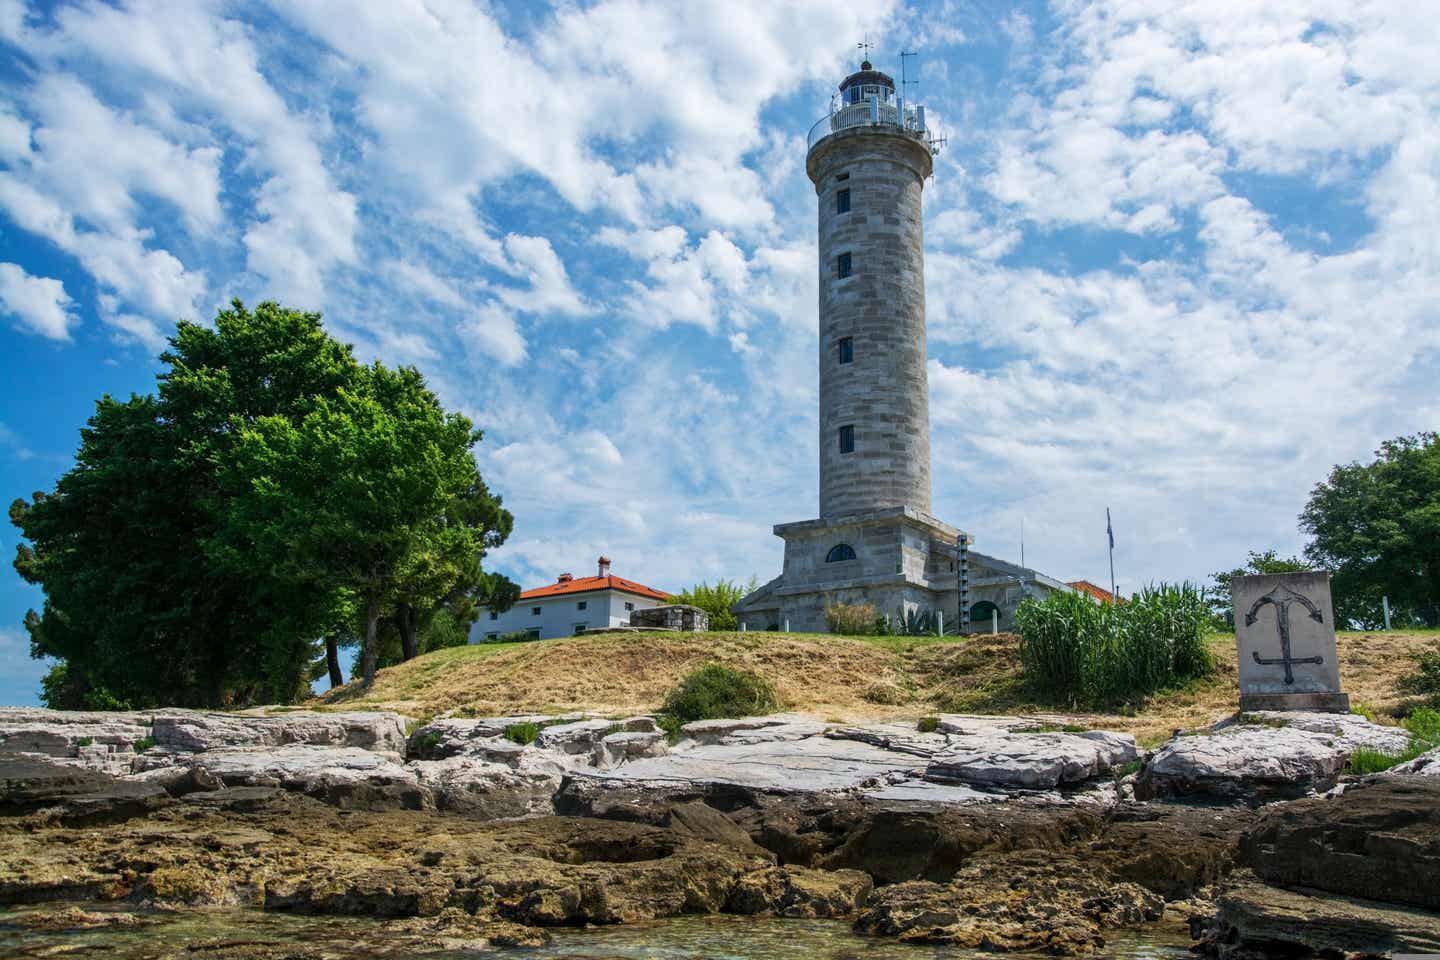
314, 629, 1438, 743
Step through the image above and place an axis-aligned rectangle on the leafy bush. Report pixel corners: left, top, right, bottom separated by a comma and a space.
503, 722, 540, 745
413, 730, 444, 755
661, 664, 778, 725
826, 602, 879, 635
1015, 582, 1214, 707
1400, 642, 1440, 703
670, 578, 756, 631
132, 736, 156, 753
1405, 705, 1440, 743
916, 716, 940, 733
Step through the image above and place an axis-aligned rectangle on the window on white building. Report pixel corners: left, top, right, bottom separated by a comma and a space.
488, 611, 497, 620
531, 606, 541, 616
573, 624, 587, 635
624, 601, 634, 612
577, 600, 587, 610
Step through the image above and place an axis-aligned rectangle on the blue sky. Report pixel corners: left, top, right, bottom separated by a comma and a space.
2, 0, 1437, 706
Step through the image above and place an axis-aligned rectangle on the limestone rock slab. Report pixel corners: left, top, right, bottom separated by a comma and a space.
0, 708, 150, 760
925, 729, 1137, 789
1136, 726, 1347, 802
586, 736, 924, 794
597, 731, 667, 768
1386, 746, 1440, 776
678, 714, 827, 747
152, 711, 408, 754
407, 714, 593, 759
1229, 711, 1412, 753
409, 755, 559, 819
162, 744, 430, 811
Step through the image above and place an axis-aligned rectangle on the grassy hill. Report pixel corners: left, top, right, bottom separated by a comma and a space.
317, 629, 1436, 747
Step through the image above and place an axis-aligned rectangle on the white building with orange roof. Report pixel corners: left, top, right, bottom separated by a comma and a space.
469, 556, 671, 642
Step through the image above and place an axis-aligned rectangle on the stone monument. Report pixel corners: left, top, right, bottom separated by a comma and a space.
1232, 571, 1349, 713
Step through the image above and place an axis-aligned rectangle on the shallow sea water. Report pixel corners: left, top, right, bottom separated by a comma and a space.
0, 906, 1194, 959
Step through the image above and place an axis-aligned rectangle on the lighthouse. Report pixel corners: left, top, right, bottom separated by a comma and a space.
734, 57, 1074, 634
808, 59, 934, 519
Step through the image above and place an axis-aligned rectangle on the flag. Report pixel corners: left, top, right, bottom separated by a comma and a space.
1106, 508, 1114, 550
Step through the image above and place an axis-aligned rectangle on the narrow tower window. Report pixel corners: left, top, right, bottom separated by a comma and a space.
837, 337, 853, 364
838, 424, 855, 454
837, 252, 852, 279
825, 544, 857, 563
836, 172, 849, 182
836, 188, 850, 214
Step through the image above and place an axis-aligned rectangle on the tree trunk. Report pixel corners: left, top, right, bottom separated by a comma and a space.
326, 634, 344, 688
362, 603, 380, 687
398, 604, 420, 661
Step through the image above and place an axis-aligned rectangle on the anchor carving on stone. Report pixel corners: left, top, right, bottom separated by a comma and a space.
1245, 584, 1325, 685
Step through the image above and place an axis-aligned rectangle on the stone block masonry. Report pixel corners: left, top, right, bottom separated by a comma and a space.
809, 127, 934, 519
627, 604, 710, 632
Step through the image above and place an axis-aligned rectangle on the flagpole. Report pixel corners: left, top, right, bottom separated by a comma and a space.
1106, 507, 1116, 601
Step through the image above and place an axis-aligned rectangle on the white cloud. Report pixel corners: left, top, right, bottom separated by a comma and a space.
461, 302, 527, 368
0, 262, 75, 340
497, 234, 588, 316
11, 0, 358, 307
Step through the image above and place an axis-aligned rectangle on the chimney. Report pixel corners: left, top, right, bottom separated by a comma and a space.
597, 556, 612, 578
557, 573, 573, 584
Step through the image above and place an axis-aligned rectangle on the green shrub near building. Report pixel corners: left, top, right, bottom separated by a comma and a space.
1015, 583, 1214, 707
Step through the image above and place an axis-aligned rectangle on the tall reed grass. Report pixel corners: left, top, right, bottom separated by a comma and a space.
1015, 582, 1214, 706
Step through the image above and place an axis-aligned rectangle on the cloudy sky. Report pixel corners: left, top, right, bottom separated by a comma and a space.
2, 0, 1437, 705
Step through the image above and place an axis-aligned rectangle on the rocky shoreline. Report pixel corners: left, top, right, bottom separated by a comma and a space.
2, 705, 1438, 956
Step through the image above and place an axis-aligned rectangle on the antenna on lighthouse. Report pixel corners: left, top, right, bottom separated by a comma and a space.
899, 50, 919, 130
857, 36, 873, 62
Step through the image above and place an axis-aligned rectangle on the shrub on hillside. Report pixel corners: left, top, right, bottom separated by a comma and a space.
661, 664, 779, 726
1400, 642, 1440, 704
826, 602, 879, 635
1015, 582, 1213, 707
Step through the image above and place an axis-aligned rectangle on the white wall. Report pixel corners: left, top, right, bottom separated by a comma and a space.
469, 589, 665, 642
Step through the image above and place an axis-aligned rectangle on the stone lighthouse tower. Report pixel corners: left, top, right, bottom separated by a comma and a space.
808, 60, 934, 519
733, 59, 967, 634
734, 57, 1084, 634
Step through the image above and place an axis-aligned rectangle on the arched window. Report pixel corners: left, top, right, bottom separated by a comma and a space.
825, 544, 857, 563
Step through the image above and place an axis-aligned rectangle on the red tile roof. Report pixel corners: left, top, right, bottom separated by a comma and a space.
1068, 580, 1119, 604
520, 574, 671, 602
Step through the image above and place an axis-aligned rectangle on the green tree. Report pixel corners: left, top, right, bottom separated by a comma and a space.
10, 300, 511, 705
219, 362, 511, 686
12, 303, 362, 707
1207, 550, 1312, 622
1301, 433, 1440, 628
669, 578, 756, 631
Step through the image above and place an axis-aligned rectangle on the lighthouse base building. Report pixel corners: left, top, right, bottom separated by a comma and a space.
733, 59, 1077, 635
732, 506, 1074, 635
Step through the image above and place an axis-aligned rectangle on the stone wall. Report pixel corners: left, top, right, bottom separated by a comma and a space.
628, 604, 710, 632
808, 127, 934, 518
